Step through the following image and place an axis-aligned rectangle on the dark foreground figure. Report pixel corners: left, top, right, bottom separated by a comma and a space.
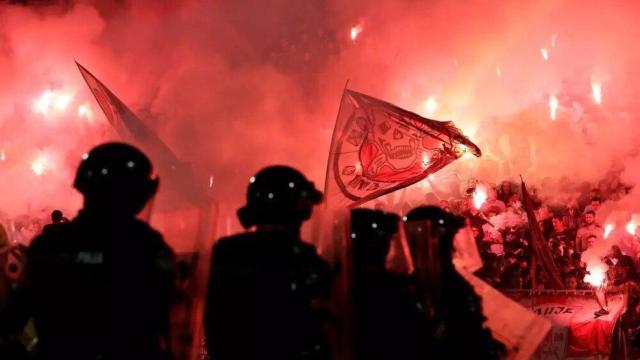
350, 209, 430, 360
205, 166, 332, 360
403, 206, 505, 360
0, 143, 176, 360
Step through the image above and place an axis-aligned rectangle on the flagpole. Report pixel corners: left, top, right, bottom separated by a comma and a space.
521, 176, 537, 290
322, 79, 350, 204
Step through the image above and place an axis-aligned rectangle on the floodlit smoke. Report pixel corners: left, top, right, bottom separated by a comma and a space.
2, 0, 640, 249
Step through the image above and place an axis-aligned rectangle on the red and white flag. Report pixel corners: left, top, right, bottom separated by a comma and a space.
324, 89, 481, 207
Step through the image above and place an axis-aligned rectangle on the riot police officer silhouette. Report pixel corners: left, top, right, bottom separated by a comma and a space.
403, 206, 504, 360
0, 143, 176, 360
349, 208, 430, 360
205, 165, 332, 360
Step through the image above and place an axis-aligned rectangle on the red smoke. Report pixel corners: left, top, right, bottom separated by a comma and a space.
2, 0, 640, 250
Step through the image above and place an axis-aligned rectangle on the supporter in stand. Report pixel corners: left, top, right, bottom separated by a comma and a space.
497, 181, 515, 204
576, 211, 603, 252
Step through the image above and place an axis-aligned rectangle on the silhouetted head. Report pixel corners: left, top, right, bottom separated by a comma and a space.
350, 208, 400, 270
74, 143, 159, 218
237, 165, 322, 230
403, 205, 465, 264
51, 209, 63, 223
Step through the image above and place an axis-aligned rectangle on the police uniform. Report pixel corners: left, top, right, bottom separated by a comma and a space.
404, 206, 505, 360
1, 143, 176, 360
25, 211, 175, 360
205, 165, 332, 360
206, 230, 331, 360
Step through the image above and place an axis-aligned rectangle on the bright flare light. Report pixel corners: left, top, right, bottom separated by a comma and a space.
0, 150, 5, 161
31, 156, 48, 176
54, 94, 72, 110
78, 104, 93, 119
33, 91, 55, 115
422, 97, 438, 115
350, 25, 363, 42
584, 266, 606, 287
496, 65, 502, 77
209, 175, 214, 188
541, 48, 549, 61
33, 90, 74, 116
604, 224, 615, 239
549, 95, 559, 120
626, 220, 637, 236
591, 82, 602, 104
473, 187, 487, 209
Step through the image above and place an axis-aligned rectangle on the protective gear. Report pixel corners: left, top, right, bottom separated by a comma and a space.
349, 209, 430, 360
350, 209, 399, 269
74, 142, 159, 216
0, 224, 8, 248
22, 213, 175, 360
403, 206, 504, 359
0, 144, 175, 360
404, 206, 465, 258
237, 166, 322, 228
205, 230, 332, 360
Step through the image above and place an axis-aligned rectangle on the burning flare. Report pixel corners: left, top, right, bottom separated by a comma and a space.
604, 223, 615, 238
422, 97, 438, 115
549, 95, 558, 120
78, 104, 93, 120
591, 82, 602, 104
541, 48, 549, 61
626, 220, 637, 236
473, 186, 487, 209
31, 156, 48, 176
350, 25, 363, 42
584, 266, 606, 287
33, 90, 74, 117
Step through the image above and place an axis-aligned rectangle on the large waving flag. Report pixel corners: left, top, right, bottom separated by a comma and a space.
324, 89, 481, 207
76, 62, 210, 207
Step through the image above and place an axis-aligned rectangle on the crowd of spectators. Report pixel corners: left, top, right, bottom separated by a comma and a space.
439, 178, 638, 292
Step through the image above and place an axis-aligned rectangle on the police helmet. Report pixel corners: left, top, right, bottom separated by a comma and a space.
237, 165, 322, 228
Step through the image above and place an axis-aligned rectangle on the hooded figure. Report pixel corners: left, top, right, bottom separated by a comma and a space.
403, 206, 505, 360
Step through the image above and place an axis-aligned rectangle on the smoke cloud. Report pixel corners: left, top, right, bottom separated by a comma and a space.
2, 0, 640, 249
